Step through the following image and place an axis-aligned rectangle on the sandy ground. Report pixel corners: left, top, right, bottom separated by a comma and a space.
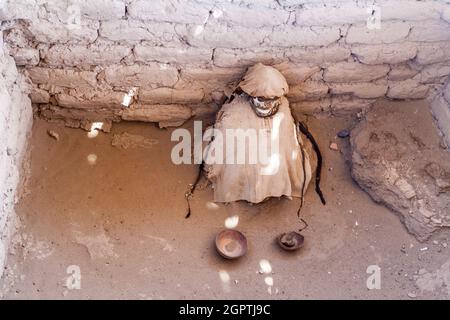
1, 100, 449, 299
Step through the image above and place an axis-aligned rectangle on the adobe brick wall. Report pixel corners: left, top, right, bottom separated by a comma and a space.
0, 30, 33, 278
0, 0, 449, 131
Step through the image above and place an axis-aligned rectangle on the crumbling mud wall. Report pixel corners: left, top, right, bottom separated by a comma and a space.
351, 100, 450, 241
431, 80, 450, 147
0, 33, 33, 277
1, 0, 450, 129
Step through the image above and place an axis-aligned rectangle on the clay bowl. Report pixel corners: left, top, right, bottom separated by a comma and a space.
277, 231, 304, 251
215, 229, 248, 259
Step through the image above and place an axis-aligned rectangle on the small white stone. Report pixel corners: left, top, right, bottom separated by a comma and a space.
47, 130, 60, 141
329, 142, 339, 151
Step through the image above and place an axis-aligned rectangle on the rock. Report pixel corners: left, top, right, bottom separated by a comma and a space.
337, 129, 350, 138
407, 292, 417, 298
329, 142, 339, 151
350, 100, 450, 241
401, 244, 407, 253
395, 179, 416, 199
47, 130, 60, 141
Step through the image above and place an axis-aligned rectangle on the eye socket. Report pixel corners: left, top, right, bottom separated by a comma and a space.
256, 96, 276, 102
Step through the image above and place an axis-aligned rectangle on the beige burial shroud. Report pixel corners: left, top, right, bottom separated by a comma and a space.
204, 63, 316, 203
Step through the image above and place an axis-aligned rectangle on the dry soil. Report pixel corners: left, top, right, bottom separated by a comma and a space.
1, 100, 449, 299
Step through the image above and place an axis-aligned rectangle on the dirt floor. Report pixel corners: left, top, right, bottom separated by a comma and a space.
1, 99, 449, 299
